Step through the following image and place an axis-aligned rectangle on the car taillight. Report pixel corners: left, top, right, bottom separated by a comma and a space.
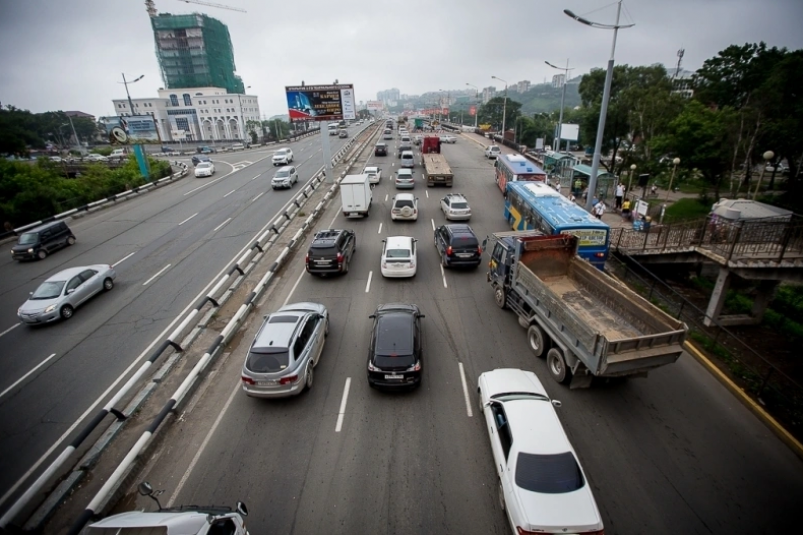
477, 245, 483, 254
446, 246, 453, 256
337, 252, 343, 263
241, 376, 255, 385
595, 252, 605, 258
305, 253, 310, 265
279, 375, 298, 385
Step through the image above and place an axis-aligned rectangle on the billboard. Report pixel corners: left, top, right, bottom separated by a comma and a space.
469, 105, 477, 116
419, 108, 449, 115
367, 100, 383, 110
559, 123, 580, 142
100, 115, 159, 142
285, 84, 356, 122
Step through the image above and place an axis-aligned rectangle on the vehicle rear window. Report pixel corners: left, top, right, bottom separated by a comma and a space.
450, 236, 478, 248
309, 244, 337, 256
450, 202, 469, 209
515, 452, 585, 494
394, 199, 414, 208
386, 248, 411, 258
246, 348, 290, 372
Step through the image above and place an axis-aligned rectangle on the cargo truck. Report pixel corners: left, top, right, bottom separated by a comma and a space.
485, 232, 688, 388
421, 136, 453, 187
340, 173, 372, 217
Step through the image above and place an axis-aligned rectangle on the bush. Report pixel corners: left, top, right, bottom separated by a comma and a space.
664, 197, 711, 223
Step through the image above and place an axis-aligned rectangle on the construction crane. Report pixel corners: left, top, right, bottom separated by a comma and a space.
145, 0, 247, 18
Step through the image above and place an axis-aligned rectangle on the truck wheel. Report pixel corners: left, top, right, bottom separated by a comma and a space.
547, 348, 572, 385
527, 325, 546, 358
494, 286, 507, 309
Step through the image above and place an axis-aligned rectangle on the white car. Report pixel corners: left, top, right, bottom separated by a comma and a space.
194, 161, 215, 177
85, 154, 108, 162
440, 193, 472, 220
272, 148, 294, 166
380, 236, 417, 278
363, 166, 381, 184
441, 135, 457, 144
271, 166, 298, 189
477, 369, 604, 535
485, 145, 501, 159
390, 193, 418, 221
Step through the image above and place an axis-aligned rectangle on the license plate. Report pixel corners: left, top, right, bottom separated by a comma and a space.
314, 260, 331, 265
436, 177, 444, 181
257, 381, 275, 386
457, 253, 473, 258
385, 374, 403, 380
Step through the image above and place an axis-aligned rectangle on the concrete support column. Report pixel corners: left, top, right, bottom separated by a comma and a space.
704, 267, 732, 327
750, 280, 779, 324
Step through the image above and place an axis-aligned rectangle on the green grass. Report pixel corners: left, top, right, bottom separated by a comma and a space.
664, 197, 711, 223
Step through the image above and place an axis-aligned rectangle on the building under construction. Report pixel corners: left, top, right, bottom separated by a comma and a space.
150, 11, 245, 94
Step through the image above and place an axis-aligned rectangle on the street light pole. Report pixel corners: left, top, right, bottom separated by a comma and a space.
121, 73, 144, 117
665, 158, 680, 201
565, 0, 634, 211
545, 59, 574, 153
492, 76, 508, 141
752, 150, 775, 199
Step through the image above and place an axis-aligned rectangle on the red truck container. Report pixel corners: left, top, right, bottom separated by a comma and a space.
421, 136, 441, 154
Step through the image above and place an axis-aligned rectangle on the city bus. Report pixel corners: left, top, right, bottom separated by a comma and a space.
494, 154, 547, 194
503, 181, 610, 269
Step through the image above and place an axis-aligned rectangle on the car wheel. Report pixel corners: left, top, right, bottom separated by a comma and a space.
60, 304, 74, 320
103, 278, 114, 291
304, 364, 314, 391
498, 480, 506, 511
37, 250, 47, 260
342, 258, 350, 274
527, 324, 546, 358
494, 286, 507, 309
547, 348, 572, 384
325, 317, 330, 337
66, 236, 76, 246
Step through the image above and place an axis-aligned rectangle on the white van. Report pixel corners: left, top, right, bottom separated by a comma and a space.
340, 174, 373, 217
328, 124, 339, 136
110, 148, 127, 158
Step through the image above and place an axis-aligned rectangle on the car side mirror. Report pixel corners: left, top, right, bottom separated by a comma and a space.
369, 314, 376, 319
551, 399, 562, 408
263, 314, 268, 320
236, 501, 249, 517
67, 288, 75, 295
418, 314, 426, 318
481, 238, 488, 249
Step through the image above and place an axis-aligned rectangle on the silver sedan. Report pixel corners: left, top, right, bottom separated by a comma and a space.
18, 264, 117, 324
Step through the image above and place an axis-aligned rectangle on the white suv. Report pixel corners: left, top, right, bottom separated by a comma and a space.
440, 193, 472, 221
484, 145, 501, 159
272, 148, 294, 166
391, 193, 419, 221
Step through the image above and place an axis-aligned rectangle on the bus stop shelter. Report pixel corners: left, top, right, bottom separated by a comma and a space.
570, 164, 617, 201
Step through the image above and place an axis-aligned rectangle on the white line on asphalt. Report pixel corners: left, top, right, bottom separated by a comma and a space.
251, 192, 264, 203
178, 213, 198, 226
112, 252, 136, 267
223, 189, 236, 198
425, 190, 429, 199
335, 377, 352, 433
0, 323, 20, 339
365, 271, 373, 293
384, 194, 388, 202
213, 218, 232, 232
251, 174, 260, 180
142, 264, 171, 286
0, 354, 57, 401
377, 223, 382, 234
422, 173, 426, 181
458, 362, 473, 418
440, 264, 448, 288
430, 218, 435, 231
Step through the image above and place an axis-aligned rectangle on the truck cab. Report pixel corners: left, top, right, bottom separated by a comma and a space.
486, 231, 544, 297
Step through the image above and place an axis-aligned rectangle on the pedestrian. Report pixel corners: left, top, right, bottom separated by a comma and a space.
615, 183, 625, 210
621, 199, 632, 221
591, 195, 599, 207
574, 178, 583, 197
594, 200, 606, 219
554, 180, 561, 193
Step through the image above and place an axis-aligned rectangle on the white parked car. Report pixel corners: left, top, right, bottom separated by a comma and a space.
363, 166, 381, 184
380, 236, 417, 278
272, 147, 294, 166
390, 193, 418, 221
485, 145, 501, 159
440, 193, 472, 221
194, 161, 215, 178
477, 369, 604, 535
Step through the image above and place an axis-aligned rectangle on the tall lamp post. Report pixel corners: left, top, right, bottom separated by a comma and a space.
665, 157, 681, 201
491, 76, 508, 141
545, 59, 574, 153
752, 150, 775, 199
565, 1, 634, 211
466, 83, 479, 128
627, 163, 637, 195
120, 73, 144, 117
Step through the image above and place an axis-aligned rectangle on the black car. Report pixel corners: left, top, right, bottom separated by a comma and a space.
367, 303, 425, 389
374, 143, 388, 156
11, 220, 76, 261
305, 229, 356, 276
397, 143, 413, 157
191, 155, 211, 167
434, 224, 482, 268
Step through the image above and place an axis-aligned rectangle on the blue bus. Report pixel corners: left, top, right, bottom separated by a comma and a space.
503, 181, 610, 268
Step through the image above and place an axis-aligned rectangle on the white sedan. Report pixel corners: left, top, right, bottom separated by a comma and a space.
477, 369, 604, 535
363, 166, 381, 184
194, 161, 215, 178
380, 236, 417, 278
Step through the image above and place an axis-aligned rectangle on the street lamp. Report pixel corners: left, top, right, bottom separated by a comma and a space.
627, 163, 637, 195
565, 0, 634, 211
665, 157, 681, 201
545, 59, 574, 153
491, 76, 508, 141
119, 73, 144, 117
752, 150, 775, 199
466, 83, 479, 128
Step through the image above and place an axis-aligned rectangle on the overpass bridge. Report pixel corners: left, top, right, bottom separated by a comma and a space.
611, 215, 803, 327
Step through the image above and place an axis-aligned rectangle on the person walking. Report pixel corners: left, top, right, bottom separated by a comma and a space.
574, 178, 583, 197
594, 200, 606, 219
615, 183, 625, 210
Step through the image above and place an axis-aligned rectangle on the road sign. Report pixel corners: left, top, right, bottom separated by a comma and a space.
110, 127, 128, 145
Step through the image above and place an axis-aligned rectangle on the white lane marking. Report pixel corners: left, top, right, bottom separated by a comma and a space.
251, 192, 264, 203
178, 213, 198, 226
421, 173, 426, 181
335, 377, 352, 433
440, 264, 448, 288
425, 190, 429, 199
377, 223, 382, 234
458, 362, 473, 418
365, 271, 373, 293
283, 270, 306, 308
251, 174, 260, 180
384, 194, 388, 202
430, 218, 435, 231
0, 354, 57, 401
142, 264, 171, 286
223, 189, 236, 198
112, 252, 136, 267
213, 218, 232, 232
0, 323, 21, 339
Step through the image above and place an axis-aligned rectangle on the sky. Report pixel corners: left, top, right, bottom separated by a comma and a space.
1, 0, 802, 119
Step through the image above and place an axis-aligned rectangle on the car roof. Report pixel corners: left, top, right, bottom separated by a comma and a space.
253, 310, 304, 349
397, 168, 414, 174
44, 265, 104, 282
395, 193, 415, 200
401, 151, 414, 156
27, 220, 67, 233
276, 147, 291, 152
364, 166, 378, 171
506, 400, 573, 455
277, 165, 293, 172
385, 235, 414, 249
376, 142, 387, 146
196, 161, 212, 166
445, 193, 467, 201
445, 223, 474, 234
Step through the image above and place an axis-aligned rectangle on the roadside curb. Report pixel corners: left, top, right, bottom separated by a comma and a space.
683, 340, 803, 462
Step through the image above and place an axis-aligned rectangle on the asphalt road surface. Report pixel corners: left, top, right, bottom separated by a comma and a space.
0, 124, 363, 510
117, 130, 803, 534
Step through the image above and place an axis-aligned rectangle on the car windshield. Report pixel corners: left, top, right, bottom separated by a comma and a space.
31, 281, 65, 300
386, 248, 411, 258
515, 452, 585, 494
246, 348, 290, 373
275, 170, 290, 178
450, 202, 469, 209
276, 149, 289, 155
18, 233, 38, 245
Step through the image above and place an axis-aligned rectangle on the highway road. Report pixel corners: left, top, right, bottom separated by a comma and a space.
0, 124, 364, 510
114, 128, 803, 534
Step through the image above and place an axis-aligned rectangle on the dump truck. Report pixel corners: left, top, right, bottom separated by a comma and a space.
485, 231, 688, 388
421, 135, 453, 187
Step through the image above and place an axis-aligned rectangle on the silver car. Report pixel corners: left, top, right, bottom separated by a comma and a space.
18, 264, 117, 324
440, 193, 472, 220
241, 302, 329, 398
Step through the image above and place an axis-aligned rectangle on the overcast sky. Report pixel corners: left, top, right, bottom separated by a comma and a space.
1, 0, 801, 119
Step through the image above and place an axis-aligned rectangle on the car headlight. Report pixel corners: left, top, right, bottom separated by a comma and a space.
44, 304, 57, 313
27, 248, 34, 253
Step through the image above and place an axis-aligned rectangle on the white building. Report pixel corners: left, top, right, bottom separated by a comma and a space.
112, 86, 261, 142
551, 74, 566, 88
481, 86, 497, 104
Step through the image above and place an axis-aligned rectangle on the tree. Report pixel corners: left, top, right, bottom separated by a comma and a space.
245, 119, 261, 144
477, 97, 522, 132
267, 119, 291, 141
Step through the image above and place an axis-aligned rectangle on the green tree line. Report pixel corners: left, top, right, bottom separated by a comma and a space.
0, 105, 100, 155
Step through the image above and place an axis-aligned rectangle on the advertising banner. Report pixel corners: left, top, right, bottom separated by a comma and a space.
285, 84, 356, 122
100, 115, 159, 142
367, 100, 383, 110
469, 105, 477, 116
419, 107, 450, 115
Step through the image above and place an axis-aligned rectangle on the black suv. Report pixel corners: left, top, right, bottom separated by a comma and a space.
305, 229, 356, 276
434, 224, 482, 269
374, 143, 388, 156
367, 303, 425, 389
397, 143, 413, 157
11, 220, 76, 261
